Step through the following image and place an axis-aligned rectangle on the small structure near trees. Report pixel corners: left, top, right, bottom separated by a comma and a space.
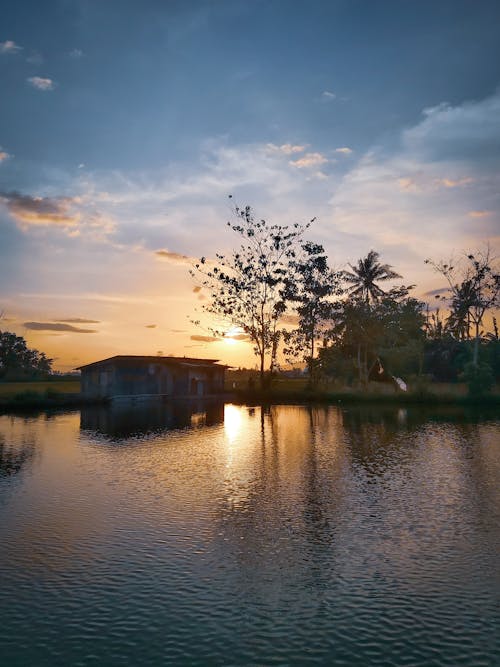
78, 355, 226, 400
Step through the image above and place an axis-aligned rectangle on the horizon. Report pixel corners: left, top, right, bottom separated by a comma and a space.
1, 1, 499, 371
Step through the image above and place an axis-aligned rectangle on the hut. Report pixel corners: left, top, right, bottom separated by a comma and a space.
77, 355, 227, 400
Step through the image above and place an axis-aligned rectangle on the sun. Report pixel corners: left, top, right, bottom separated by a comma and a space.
223, 326, 244, 345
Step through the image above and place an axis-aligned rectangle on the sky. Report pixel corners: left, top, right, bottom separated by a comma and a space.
0, 0, 499, 371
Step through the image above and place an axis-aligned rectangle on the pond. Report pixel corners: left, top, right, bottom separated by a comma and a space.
0, 402, 499, 666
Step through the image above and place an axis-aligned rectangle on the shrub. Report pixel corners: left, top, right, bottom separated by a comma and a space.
460, 362, 494, 396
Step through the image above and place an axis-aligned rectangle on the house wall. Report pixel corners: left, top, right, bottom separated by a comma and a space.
81, 361, 225, 398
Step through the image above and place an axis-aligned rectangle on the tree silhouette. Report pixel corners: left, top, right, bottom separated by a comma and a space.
0, 330, 52, 379
191, 202, 310, 388
283, 242, 343, 385
344, 250, 401, 303
425, 247, 500, 366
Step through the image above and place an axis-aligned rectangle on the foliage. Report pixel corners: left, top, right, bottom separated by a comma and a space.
460, 361, 495, 396
283, 241, 343, 384
323, 286, 426, 384
191, 202, 310, 387
425, 247, 500, 364
0, 331, 52, 380
344, 250, 402, 303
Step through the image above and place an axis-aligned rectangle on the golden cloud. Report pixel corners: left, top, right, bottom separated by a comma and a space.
290, 152, 327, 168
1, 191, 79, 228
435, 177, 474, 188
468, 210, 492, 218
24, 322, 98, 333
266, 143, 307, 155
190, 334, 221, 343
155, 249, 193, 265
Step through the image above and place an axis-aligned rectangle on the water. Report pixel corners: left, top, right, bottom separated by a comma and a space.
0, 402, 499, 666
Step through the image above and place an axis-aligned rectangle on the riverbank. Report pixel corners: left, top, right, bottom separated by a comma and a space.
231, 387, 500, 407
1, 388, 498, 413
0, 390, 105, 412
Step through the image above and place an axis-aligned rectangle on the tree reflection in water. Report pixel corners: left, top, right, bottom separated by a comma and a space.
0, 432, 35, 478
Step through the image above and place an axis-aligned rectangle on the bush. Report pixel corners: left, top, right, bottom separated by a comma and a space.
460, 362, 494, 396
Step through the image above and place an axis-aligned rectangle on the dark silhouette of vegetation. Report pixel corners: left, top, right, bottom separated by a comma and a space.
191, 201, 311, 388
425, 247, 500, 366
191, 205, 499, 399
344, 250, 402, 303
0, 331, 53, 380
323, 287, 425, 385
283, 242, 342, 385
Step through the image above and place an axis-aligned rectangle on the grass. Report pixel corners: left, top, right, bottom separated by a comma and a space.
228, 378, 500, 406
0, 380, 80, 398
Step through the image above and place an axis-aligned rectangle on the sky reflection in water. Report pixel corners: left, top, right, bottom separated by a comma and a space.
0, 403, 499, 666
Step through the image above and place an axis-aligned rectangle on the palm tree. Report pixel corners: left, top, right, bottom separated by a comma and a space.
344, 250, 401, 303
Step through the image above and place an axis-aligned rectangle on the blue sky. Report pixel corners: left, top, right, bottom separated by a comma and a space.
1, 0, 499, 369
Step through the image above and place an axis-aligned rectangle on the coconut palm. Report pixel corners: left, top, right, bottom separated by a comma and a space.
344, 250, 401, 303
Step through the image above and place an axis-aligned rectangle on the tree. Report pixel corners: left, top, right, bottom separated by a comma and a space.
0, 330, 53, 379
283, 242, 343, 385
425, 247, 500, 366
323, 287, 425, 385
344, 250, 402, 303
191, 202, 310, 388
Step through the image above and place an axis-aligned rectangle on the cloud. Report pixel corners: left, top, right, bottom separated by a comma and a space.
468, 210, 492, 218
329, 90, 500, 260
290, 152, 328, 168
435, 177, 473, 188
0, 151, 11, 163
190, 334, 221, 343
0, 40, 22, 54
192, 286, 202, 293
24, 322, 98, 333
69, 48, 84, 58
26, 51, 43, 65
225, 333, 251, 341
322, 91, 336, 100
266, 143, 306, 155
335, 147, 352, 155
27, 76, 55, 91
0, 191, 79, 228
155, 249, 193, 264
55, 318, 101, 323
145, 324, 157, 328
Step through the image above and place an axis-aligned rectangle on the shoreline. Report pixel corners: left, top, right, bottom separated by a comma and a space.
1, 389, 499, 413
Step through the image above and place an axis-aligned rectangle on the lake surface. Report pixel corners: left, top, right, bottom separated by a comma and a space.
0, 402, 499, 666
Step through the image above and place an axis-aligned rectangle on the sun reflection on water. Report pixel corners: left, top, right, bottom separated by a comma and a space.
223, 404, 244, 444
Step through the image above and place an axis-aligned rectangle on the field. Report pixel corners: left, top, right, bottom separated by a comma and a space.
0, 381, 81, 398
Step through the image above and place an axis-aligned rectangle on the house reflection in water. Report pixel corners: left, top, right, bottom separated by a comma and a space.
80, 400, 225, 439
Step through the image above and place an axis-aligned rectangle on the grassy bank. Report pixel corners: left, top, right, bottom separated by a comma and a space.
0, 380, 80, 398
0, 379, 96, 411
229, 379, 500, 407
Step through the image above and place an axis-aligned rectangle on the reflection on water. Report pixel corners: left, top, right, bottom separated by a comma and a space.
0, 404, 499, 666
80, 399, 225, 439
